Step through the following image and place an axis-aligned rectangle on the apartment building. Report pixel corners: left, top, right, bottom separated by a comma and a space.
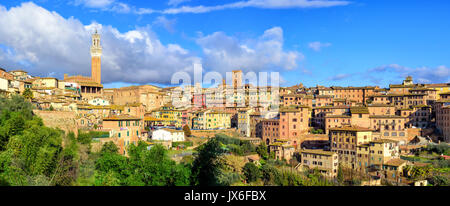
368, 139, 400, 170
102, 115, 143, 156
261, 119, 280, 144
398, 105, 432, 128
282, 94, 313, 108
436, 99, 450, 142
192, 109, 232, 130
109, 85, 164, 112
149, 103, 183, 128
279, 105, 311, 145
329, 126, 373, 169
299, 149, 339, 178
237, 108, 254, 137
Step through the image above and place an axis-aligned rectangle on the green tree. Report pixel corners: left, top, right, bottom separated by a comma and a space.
182, 125, 192, 137
95, 141, 191, 186
428, 175, 449, 186
243, 162, 261, 183
256, 142, 268, 160
95, 170, 121, 186
0, 95, 33, 119
100, 141, 119, 154
0, 96, 82, 186
0, 111, 26, 151
337, 164, 344, 184
261, 164, 280, 186
22, 88, 33, 100
0, 121, 64, 185
191, 138, 224, 186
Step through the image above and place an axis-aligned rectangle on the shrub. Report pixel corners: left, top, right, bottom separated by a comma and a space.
242, 162, 261, 183
172, 141, 193, 148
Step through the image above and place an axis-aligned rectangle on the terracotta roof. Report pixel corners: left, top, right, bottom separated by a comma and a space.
350, 107, 369, 114
260, 118, 279, 122
369, 115, 405, 119
300, 149, 336, 156
279, 105, 311, 112
367, 104, 394, 107
384, 158, 407, 167
325, 115, 351, 118
371, 139, 399, 144
389, 84, 419, 88
425, 83, 450, 87
315, 95, 333, 98
144, 116, 163, 121
331, 86, 375, 90
329, 126, 373, 132
103, 115, 141, 121
412, 105, 431, 108
410, 88, 437, 91
246, 154, 260, 161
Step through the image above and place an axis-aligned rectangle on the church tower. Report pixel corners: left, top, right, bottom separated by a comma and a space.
90, 30, 102, 84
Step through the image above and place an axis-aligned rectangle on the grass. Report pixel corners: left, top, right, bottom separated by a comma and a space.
167, 149, 194, 156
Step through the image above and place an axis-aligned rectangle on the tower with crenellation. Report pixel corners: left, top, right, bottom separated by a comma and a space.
90, 29, 102, 84
63, 29, 103, 100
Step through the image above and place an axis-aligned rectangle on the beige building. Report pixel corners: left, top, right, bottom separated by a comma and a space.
109, 85, 164, 112
367, 139, 400, 170
329, 126, 373, 169
237, 108, 254, 137
300, 149, 339, 178
102, 115, 143, 156
269, 139, 295, 162
192, 109, 232, 130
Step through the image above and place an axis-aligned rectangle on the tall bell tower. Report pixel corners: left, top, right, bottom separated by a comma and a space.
90, 29, 102, 84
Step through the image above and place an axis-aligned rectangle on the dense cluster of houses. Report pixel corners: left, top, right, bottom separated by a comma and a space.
1, 31, 449, 184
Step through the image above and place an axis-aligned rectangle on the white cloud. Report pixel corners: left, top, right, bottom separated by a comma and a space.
168, 0, 191, 7
0, 2, 200, 84
152, 16, 177, 33
110, 2, 131, 13
73, 0, 133, 13
308, 41, 331, 51
0, 2, 308, 85
196, 27, 303, 74
328, 73, 351, 81
162, 0, 351, 14
135, 8, 157, 15
73, 0, 116, 9
331, 64, 450, 85
71, 0, 350, 15
369, 64, 450, 84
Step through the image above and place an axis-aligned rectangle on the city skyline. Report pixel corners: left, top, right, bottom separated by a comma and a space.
0, 0, 449, 89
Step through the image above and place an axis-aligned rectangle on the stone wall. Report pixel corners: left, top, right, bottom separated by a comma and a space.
33, 110, 79, 136
191, 128, 239, 138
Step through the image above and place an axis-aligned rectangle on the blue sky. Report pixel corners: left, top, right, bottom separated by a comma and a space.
0, 0, 449, 89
